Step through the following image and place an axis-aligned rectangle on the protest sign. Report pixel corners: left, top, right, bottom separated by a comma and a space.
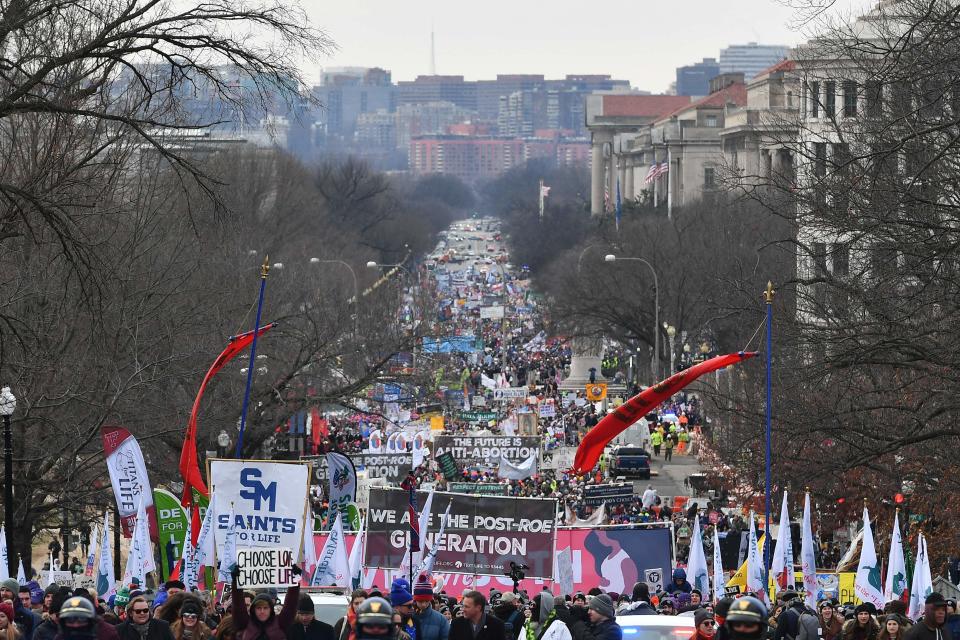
209, 460, 310, 553
493, 388, 527, 401
365, 488, 556, 578
448, 482, 509, 496
517, 412, 538, 436
308, 453, 414, 485
234, 547, 298, 589
433, 436, 540, 466
457, 411, 497, 423
436, 452, 459, 481
480, 306, 505, 320
42, 571, 74, 589
583, 483, 635, 507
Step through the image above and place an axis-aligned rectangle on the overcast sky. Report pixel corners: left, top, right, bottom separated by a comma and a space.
302, 0, 866, 93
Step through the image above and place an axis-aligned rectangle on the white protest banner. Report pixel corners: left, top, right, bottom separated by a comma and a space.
235, 547, 298, 590
209, 460, 310, 554
101, 426, 156, 538
480, 306, 505, 320
73, 575, 97, 592
43, 571, 74, 589
555, 547, 574, 596
493, 388, 527, 401
538, 403, 556, 418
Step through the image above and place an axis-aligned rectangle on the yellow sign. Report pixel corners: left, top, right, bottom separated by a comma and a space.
585, 383, 607, 401
430, 416, 445, 431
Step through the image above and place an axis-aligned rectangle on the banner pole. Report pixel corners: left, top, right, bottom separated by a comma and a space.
235, 257, 270, 458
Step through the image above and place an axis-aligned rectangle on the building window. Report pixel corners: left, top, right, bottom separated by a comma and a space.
787, 91, 794, 108
809, 81, 820, 117
705, 115, 718, 127
825, 81, 836, 117
832, 243, 850, 276
865, 80, 883, 118
843, 81, 857, 117
704, 167, 715, 188
814, 142, 827, 177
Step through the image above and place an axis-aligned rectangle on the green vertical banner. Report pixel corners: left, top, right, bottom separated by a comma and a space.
153, 488, 188, 582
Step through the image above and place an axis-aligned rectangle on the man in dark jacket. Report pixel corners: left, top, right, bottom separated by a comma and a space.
115, 597, 175, 640
904, 593, 953, 640
491, 593, 523, 640
34, 588, 72, 640
449, 591, 506, 640
665, 570, 693, 595
773, 594, 808, 640
568, 595, 621, 640
618, 584, 656, 616
288, 594, 334, 640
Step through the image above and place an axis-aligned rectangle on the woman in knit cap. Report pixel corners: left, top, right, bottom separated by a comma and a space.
0, 602, 22, 640
842, 605, 879, 640
171, 601, 212, 640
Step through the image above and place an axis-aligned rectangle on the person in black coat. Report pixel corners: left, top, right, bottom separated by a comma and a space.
287, 595, 334, 640
449, 592, 506, 640
115, 597, 176, 640
568, 596, 622, 640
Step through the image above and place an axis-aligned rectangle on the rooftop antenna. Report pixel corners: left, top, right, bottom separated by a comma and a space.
430, 23, 436, 75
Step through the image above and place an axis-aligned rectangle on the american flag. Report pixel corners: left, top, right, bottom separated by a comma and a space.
539, 184, 551, 198
604, 188, 610, 211
643, 164, 658, 185
654, 162, 669, 178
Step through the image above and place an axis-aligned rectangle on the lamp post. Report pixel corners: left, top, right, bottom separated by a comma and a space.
664, 323, 677, 374
604, 254, 659, 382
0, 386, 15, 578
312, 258, 360, 333
217, 430, 230, 458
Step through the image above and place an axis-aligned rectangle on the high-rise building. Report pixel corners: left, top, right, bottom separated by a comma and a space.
719, 43, 790, 79
676, 58, 721, 96
312, 67, 396, 140
397, 76, 478, 111
395, 101, 476, 150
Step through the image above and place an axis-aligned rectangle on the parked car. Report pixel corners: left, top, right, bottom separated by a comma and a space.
616, 614, 695, 640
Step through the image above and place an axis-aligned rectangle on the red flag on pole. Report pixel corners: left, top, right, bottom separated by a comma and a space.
179, 323, 276, 508
572, 352, 757, 475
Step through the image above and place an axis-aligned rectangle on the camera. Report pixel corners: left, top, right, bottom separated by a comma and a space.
503, 561, 529, 592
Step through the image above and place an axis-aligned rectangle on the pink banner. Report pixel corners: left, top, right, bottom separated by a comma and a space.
310, 526, 671, 597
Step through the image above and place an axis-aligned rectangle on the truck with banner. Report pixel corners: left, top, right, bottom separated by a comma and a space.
364, 487, 556, 579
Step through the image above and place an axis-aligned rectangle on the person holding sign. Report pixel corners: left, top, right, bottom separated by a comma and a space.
230, 565, 302, 640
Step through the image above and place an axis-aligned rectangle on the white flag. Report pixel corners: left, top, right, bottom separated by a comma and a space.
800, 493, 818, 610
180, 512, 196, 591
97, 512, 115, 598
217, 502, 238, 583
302, 506, 318, 573
0, 526, 8, 581
84, 525, 99, 577
687, 517, 710, 595
770, 492, 793, 593
884, 511, 908, 602
712, 526, 726, 603
854, 506, 884, 609
348, 517, 366, 587
498, 452, 537, 480
123, 492, 155, 585
417, 501, 452, 576
16, 556, 25, 585
327, 452, 357, 527
746, 512, 768, 605
191, 499, 217, 584
418, 489, 435, 557
312, 512, 350, 588
908, 532, 933, 620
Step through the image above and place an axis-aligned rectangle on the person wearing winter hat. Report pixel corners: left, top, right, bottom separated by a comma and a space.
666, 569, 693, 595
229, 562, 302, 640
529, 592, 563, 640
692, 611, 717, 640
411, 575, 448, 640
35, 589, 72, 640
171, 601, 211, 640
567, 595, 620, 640
2, 577, 40, 640
43, 585, 61, 615
116, 596, 175, 640
903, 594, 949, 640
0, 601, 19, 640
841, 603, 879, 640
491, 593, 522, 640
389, 580, 420, 640
288, 594, 334, 640
163, 583, 185, 598
798, 601, 843, 640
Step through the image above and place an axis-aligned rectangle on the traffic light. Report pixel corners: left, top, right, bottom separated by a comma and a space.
837, 497, 846, 505
894, 493, 905, 504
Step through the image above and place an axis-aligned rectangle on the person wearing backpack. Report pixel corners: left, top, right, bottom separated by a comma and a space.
492, 594, 523, 640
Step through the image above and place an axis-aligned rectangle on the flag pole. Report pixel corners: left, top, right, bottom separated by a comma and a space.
235, 257, 271, 458
763, 281, 775, 592
538, 179, 544, 221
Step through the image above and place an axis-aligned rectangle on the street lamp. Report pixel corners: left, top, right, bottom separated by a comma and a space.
217, 430, 230, 458
0, 386, 15, 577
312, 259, 360, 333
604, 254, 660, 382
664, 323, 677, 373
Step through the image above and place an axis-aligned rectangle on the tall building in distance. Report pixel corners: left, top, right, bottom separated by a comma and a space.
676, 58, 721, 96
719, 43, 789, 79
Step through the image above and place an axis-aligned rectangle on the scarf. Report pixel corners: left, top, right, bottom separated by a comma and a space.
132, 622, 151, 640
527, 610, 556, 640
346, 607, 358, 640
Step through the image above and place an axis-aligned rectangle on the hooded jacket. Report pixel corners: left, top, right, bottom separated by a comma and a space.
231, 578, 300, 640
665, 569, 692, 595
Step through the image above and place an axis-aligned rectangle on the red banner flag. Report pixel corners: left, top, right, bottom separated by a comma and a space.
572, 351, 757, 475
179, 323, 276, 508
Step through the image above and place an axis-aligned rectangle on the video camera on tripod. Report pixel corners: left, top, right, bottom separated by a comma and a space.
503, 561, 529, 593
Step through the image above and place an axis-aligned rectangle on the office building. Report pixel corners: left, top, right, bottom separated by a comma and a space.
676, 58, 721, 97
719, 43, 790, 79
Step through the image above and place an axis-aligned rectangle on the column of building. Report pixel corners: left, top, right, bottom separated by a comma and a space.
590, 131, 611, 216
